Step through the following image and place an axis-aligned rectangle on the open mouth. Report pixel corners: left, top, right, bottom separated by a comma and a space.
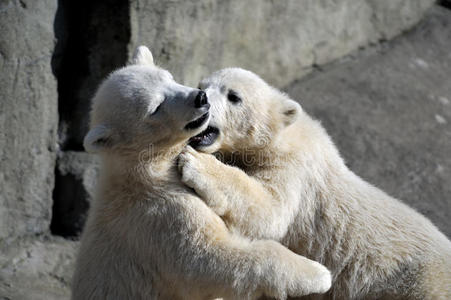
189, 126, 219, 148
184, 112, 209, 130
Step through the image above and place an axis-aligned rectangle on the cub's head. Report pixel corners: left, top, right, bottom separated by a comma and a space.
190, 68, 301, 153
84, 46, 210, 158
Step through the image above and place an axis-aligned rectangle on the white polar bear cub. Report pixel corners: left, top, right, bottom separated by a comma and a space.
71, 48, 332, 300
179, 68, 451, 299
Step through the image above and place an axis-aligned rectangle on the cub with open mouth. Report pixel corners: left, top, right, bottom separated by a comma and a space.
181, 68, 451, 299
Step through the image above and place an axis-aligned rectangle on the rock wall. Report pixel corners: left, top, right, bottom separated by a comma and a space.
0, 0, 442, 299
0, 0, 58, 241
129, 0, 435, 87
0, 0, 69, 297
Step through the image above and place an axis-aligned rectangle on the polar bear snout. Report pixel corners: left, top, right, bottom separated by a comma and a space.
194, 90, 209, 108
182, 90, 210, 131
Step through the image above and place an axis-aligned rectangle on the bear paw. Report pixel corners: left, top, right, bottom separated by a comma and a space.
255, 240, 332, 298
177, 146, 229, 215
286, 256, 331, 297
177, 146, 206, 190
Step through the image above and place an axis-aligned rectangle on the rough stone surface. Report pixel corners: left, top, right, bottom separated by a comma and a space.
130, 0, 435, 88
0, 0, 58, 241
0, 236, 78, 300
285, 6, 451, 238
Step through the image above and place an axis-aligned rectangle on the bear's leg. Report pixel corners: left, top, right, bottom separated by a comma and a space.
169, 223, 331, 299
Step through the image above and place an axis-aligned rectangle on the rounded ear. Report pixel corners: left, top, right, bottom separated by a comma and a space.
132, 45, 154, 66
282, 99, 302, 127
83, 125, 112, 153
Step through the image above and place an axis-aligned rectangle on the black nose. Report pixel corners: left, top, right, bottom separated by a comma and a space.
194, 90, 208, 108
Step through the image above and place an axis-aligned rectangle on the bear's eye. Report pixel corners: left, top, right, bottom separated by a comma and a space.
227, 90, 242, 104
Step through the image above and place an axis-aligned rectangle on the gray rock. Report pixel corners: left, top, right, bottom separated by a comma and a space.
0, 0, 58, 240
0, 236, 78, 300
0, 2, 76, 298
130, 0, 435, 88
285, 6, 451, 238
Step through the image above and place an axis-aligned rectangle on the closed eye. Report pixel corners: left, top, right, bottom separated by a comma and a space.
227, 89, 242, 104
150, 103, 162, 116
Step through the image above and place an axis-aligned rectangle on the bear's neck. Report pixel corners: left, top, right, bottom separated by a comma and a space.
87, 144, 187, 230
99, 143, 185, 188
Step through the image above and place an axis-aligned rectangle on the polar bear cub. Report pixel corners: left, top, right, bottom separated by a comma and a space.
71, 49, 332, 300
179, 68, 451, 299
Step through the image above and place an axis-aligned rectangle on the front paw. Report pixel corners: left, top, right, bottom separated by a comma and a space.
289, 257, 331, 296
256, 241, 332, 298
178, 147, 228, 215
177, 146, 208, 192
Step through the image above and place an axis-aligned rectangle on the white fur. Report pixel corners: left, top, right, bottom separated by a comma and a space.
72, 49, 332, 300
180, 68, 451, 299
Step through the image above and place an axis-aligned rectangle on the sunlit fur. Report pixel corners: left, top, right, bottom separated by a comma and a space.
71, 49, 331, 300
180, 68, 451, 299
